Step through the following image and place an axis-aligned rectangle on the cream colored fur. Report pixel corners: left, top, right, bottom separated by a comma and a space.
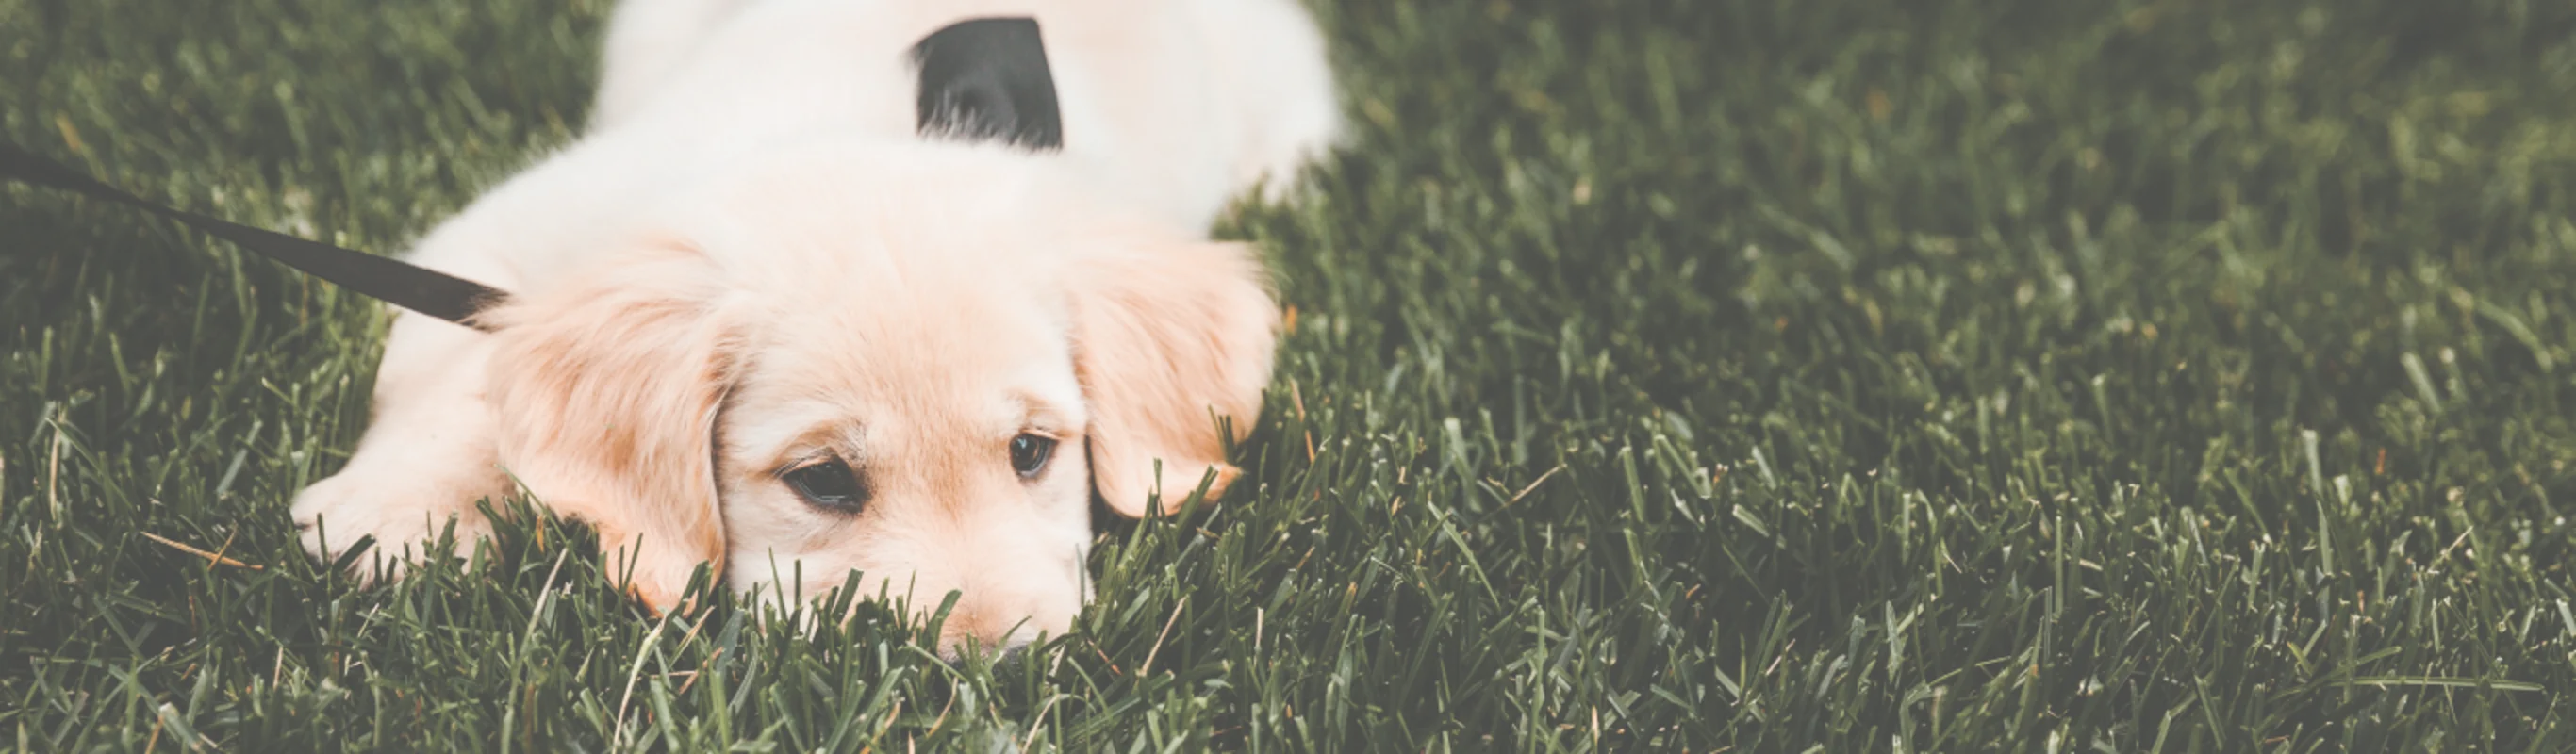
290, 0, 1336, 651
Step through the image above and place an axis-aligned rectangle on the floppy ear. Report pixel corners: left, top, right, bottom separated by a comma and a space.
483, 245, 738, 613
1069, 237, 1280, 517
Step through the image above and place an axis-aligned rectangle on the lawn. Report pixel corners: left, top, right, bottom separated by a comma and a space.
7, 0, 2576, 749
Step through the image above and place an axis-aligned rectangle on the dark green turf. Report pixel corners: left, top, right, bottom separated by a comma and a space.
8, 0, 2576, 749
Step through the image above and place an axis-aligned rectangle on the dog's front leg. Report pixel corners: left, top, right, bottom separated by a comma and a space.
292, 309, 514, 581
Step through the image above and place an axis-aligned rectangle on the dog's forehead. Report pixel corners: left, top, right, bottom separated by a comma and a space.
718, 293, 1085, 459
719, 372, 1085, 476
746, 317, 1074, 402
746, 259, 1072, 375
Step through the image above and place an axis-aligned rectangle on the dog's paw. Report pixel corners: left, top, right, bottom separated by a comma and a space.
290, 467, 499, 583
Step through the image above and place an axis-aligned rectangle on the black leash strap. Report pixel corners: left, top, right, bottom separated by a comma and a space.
915, 17, 1064, 151
1, 140, 510, 330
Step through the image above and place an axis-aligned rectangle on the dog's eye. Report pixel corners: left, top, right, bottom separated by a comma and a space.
1009, 434, 1056, 479
783, 457, 867, 512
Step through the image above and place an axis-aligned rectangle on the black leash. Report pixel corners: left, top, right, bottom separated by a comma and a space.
0, 140, 510, 330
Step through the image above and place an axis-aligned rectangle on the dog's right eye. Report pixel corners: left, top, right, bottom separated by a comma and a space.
783, 457, 867, 513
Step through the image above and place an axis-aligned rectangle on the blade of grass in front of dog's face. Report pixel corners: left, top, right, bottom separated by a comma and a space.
8, 0, 2576, 749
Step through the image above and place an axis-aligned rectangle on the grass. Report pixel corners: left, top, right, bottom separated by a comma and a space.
7, 0, 2576, 748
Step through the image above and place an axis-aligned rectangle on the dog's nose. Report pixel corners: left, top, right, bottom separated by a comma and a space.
936, 606, 1035, 658
933, 590, 1079, 659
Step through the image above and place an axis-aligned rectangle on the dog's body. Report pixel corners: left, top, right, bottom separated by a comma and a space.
292, 0, 1337, 649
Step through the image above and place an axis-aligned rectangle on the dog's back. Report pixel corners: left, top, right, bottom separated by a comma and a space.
587, 0, 1339, 229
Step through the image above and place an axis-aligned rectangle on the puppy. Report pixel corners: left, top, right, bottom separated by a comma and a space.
290, 0, 1339, 651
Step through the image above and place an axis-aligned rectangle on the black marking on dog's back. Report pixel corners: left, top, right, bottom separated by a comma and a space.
913, 17, 1064, 151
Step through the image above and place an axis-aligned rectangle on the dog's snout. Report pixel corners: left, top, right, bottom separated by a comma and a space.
936, 627, 1025, 661
932, 591, 1074, 659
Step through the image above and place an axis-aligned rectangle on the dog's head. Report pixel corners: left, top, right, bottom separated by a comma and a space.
479, 143, 1276, 651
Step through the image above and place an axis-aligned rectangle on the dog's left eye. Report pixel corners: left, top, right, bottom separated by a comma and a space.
783, 457, 867, 513
1009, 434, 1056, 478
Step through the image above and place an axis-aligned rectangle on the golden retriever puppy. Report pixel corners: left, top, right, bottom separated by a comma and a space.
289, 0, 1338, 651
